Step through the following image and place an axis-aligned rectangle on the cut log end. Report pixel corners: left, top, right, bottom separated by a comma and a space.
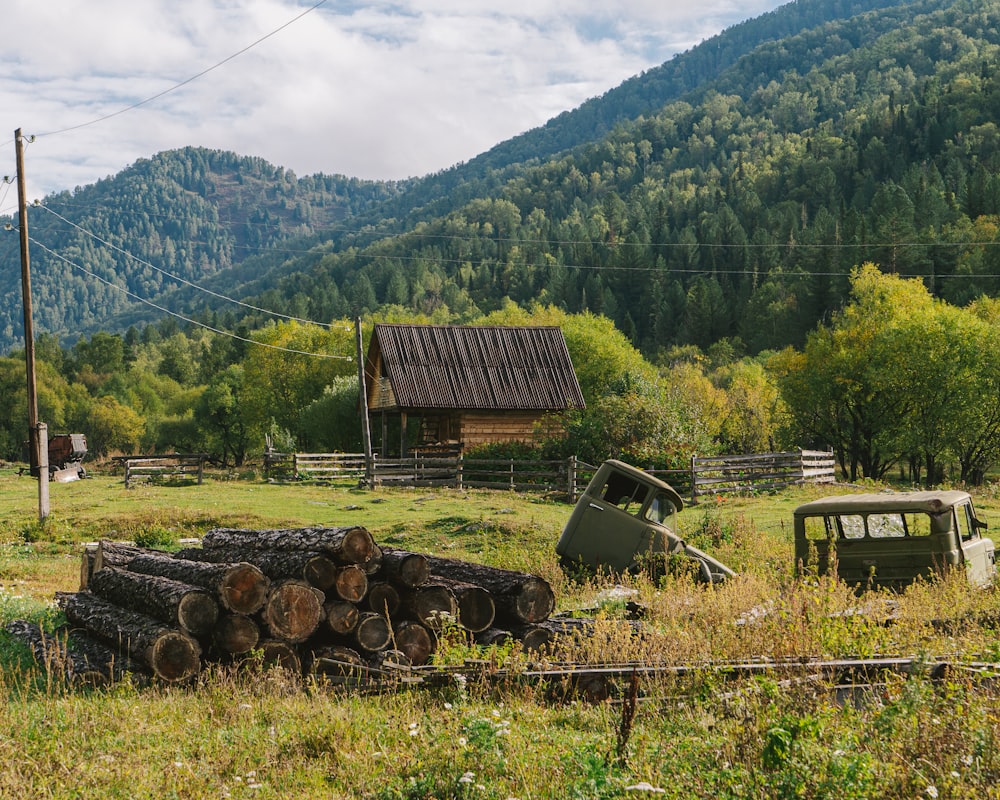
261, 581, 324, 643
220, 564, 270, 615
147, 631, 201, 683
512, 577, 556, 624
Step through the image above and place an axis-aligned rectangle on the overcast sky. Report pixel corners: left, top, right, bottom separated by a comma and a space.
0, 0, 788, 205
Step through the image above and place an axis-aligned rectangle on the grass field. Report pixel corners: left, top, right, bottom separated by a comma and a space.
3, 466, 1000, 798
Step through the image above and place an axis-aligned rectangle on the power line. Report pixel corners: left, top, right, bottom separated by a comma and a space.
36, 203, 349, 330
27, 236, 351, 361
28, 0, 331, 140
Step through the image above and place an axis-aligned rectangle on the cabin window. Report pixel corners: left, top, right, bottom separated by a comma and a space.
599, 472, 648, 514
802, 515, 833, 541
954, 503, 981, 542
646, 492, 678, 526
866, 514, 906, 538
840, 515, 866, 540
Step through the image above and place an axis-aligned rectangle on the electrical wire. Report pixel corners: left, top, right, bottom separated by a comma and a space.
37, 203, 349, 330
26, 0, 331, 140
27, 236, 351, 360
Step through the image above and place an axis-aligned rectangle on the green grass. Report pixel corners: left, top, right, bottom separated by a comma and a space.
3, 466, 1000, 797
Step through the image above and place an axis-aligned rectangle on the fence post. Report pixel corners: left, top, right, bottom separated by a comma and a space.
568, 455, 577, 500
293, 453, 299, 480
690, 455, 697, 503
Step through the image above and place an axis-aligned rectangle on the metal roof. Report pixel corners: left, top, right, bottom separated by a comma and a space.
793, 491, 973, 517
367, 323, 586, 411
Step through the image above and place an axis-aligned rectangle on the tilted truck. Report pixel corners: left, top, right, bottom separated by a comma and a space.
556, 459, 734, 582
794, 490, 995, 589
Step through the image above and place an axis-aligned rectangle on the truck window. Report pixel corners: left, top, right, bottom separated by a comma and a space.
906, 513, 931, 537
955, 504, 978, 542
599, 472, 648, 515
867, 514, 906, 538
645, 492, 677, 525
802, 515, 832, 541
839, 515, 865, 540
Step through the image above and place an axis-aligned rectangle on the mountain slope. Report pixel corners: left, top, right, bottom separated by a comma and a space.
0, 0, 968, 355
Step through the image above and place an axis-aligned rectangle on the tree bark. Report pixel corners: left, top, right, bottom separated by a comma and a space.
5, 620, 136, 687
424, 555, 555, 624
175, 545, 361, 598
201, 526, 375, 565
89, 566, 219, 638
57, 591, 201, 683
259, 579, 324, 643
93, 540, 146, 573
126, 552, 269, 616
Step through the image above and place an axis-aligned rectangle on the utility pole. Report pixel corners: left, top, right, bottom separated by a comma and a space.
15, 127, 48, 520
355, 318, 374, 487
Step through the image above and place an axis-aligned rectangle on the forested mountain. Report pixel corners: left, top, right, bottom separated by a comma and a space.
5, 0, 999, 363
0, 149, 407, 350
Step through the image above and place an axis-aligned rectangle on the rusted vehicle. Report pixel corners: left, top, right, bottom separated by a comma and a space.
794, 490, 995, 589
556, 459, 734, 582
24, 433, 88, 482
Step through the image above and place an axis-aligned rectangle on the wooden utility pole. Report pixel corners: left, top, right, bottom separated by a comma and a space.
355, 318, 374, 486
15, 127, 48, 520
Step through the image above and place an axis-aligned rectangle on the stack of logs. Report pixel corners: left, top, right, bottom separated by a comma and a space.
33, 525, 557, 685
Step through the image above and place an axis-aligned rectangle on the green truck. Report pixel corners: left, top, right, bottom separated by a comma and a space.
793, 490, 995, 589
556, 459, 735, 582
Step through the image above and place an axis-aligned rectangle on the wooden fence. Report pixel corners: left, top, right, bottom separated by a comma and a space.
264, 448, 835, 500
690, 450, 836, 499
113, 453, 209, 488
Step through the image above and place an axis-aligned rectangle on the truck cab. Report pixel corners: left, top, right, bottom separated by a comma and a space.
556, 459, 734, 582
794, 490, 994, 589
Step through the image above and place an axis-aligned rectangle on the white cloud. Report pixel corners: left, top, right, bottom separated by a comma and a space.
0, 0, 788, 202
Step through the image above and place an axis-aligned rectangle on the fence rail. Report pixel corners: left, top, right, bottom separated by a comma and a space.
113, 453, 208, 488
264, 448, 835, 500
691, 450, 835, 498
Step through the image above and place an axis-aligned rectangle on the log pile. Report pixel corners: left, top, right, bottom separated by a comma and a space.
25, 525, 557, 685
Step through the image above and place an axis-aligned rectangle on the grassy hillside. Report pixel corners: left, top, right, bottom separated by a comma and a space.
3, 469, 1000, 797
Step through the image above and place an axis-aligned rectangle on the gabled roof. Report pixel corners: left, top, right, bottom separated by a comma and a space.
366, 323, 586, 411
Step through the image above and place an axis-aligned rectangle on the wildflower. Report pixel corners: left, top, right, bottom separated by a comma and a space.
926, 787, 938, 799
444, 702, 453, 710
458, 737, 467, 746
962, 754, 974, 766
459, 772, 475, 784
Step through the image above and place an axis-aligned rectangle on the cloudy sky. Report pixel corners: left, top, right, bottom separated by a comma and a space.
0, 0, 787, 204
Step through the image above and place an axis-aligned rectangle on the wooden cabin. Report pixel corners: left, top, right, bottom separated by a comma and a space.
363, 323, 586, 455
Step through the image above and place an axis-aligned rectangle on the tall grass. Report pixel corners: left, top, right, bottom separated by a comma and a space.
2, 469, 1000, 797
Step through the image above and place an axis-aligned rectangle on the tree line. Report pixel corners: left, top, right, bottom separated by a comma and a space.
4, 266, 999, 486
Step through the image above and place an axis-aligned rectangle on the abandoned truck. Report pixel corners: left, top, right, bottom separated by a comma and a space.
23, 433, 88, 482
794, 490, 995, 589
557, 459, 735, 582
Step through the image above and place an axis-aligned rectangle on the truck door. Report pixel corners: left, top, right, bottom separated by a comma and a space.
957, 502, 995, 586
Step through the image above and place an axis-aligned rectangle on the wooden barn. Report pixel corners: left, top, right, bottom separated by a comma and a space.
362, 323, 586, 455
